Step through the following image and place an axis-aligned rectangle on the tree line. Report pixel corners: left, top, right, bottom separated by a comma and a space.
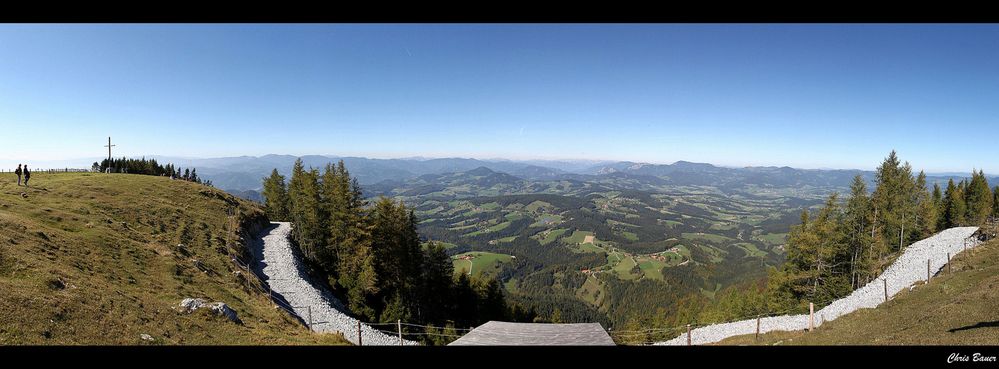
92, 157, 212, 186
613, 151, 997, 344
770, 150, 995, 310
261, 159, 533, 344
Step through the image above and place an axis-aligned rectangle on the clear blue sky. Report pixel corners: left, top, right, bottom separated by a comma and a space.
2, 24, 998, 172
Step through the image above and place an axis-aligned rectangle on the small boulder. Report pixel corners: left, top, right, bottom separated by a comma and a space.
179, 298, 207, 312
209, 302, 242, 325
140, 334, 154, 342
178, 298, 242, 325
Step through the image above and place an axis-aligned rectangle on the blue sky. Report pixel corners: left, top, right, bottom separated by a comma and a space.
2, 24, 998, 172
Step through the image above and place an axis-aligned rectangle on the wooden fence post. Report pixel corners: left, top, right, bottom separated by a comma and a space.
357, 321, 362, 346
398, 319, 403, 346
755, 315, 761, 341
808, 303, 814, 332
883, 279, 888, 302
686, 324, 691, 346
306, 306, 312, 330
927, 258, 931, 283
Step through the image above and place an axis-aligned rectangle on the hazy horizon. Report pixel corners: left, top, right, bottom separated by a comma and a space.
2, 152, 995, 177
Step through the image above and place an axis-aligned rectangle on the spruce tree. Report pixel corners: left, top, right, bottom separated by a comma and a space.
287, 159, 328, 266
942, 179, 967, 228
475, 277, 508, 322
261, 169, 290, 221
870, 151, 916, 254
913, 171, 937, 241
421, 241, 454, 323
965, 169, 993, 225
933, 182, 943, 210
287, 159, 306, 246
320, 163, 343, 276
843, 175, 872, 288
299, 168, 327, 266
993, 185, 999, 218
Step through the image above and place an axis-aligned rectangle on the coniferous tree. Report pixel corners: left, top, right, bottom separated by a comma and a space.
421, 241, 454, 323
287, 160, 304, 229
319, 163, 342, 275
933, 182, 944, 211
913, 171, 938, 241
370, 197, 406, 304
287, 160, 327, 266
781, 194, 848, 305
843, 175, 872, 288
300, 168, 327, 265
452, 272, 479, 327
993, 185, 999, 218
475, 278, 508, 322
942, 179, 967, 228
965, 169, 993, 225
263, 159, 518, 333
262, 169, 290, 221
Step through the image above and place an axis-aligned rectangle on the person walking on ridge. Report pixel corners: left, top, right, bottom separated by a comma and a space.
23, 165, 31, 187
14, 164, 22, 186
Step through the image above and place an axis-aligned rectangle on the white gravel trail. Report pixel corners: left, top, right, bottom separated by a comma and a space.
655, 226, 981, 346
251, 222, 419, 346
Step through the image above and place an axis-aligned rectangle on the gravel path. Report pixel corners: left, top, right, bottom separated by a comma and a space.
655, 226, 981, 346
250, 222, 419, 346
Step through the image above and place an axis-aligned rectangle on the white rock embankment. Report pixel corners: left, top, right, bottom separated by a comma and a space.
251, 222, 419, 346
656, 226, 981, 346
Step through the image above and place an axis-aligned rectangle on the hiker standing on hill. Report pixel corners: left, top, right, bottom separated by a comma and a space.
14, 164, 22, 186
23, 165, 30, 187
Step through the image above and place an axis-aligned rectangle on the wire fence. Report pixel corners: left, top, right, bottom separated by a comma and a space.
614, 233, 987, 345
228, 216, 988, 346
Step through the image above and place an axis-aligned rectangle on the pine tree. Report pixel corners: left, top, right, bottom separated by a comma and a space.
871, 151, 917, 253
843, 175, 872, 288
475, 277, 508, 322
993, 185, 999, 218
320, 163, 343, 276
933, 182, 943, 209
261, 169, 290, 221
287, 159, 306, 242
323, 161, 379, 321
379, 292, 411, 324
913, 171, 938, 241
965, 169, 993, 225
321, 160, 371, 287
287, 159, 327, 266
452, 272, 479, 327
421, 241, 454, 323
370, 197, 406, 301
942, 179, 967, 228
365, 197, 426, 318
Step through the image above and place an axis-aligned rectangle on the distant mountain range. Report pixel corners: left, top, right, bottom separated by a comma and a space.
12, 154, 990, 199
130, 155, 991, 197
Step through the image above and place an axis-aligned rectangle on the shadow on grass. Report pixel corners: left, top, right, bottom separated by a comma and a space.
947, 320, 999, 333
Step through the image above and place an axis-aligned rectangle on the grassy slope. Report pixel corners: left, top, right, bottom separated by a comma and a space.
718, 238, 999, 345
0, 173, 348, 345
452, 251, 513, 278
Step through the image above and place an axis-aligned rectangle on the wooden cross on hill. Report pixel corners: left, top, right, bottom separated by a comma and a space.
104, 137, 115, 173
